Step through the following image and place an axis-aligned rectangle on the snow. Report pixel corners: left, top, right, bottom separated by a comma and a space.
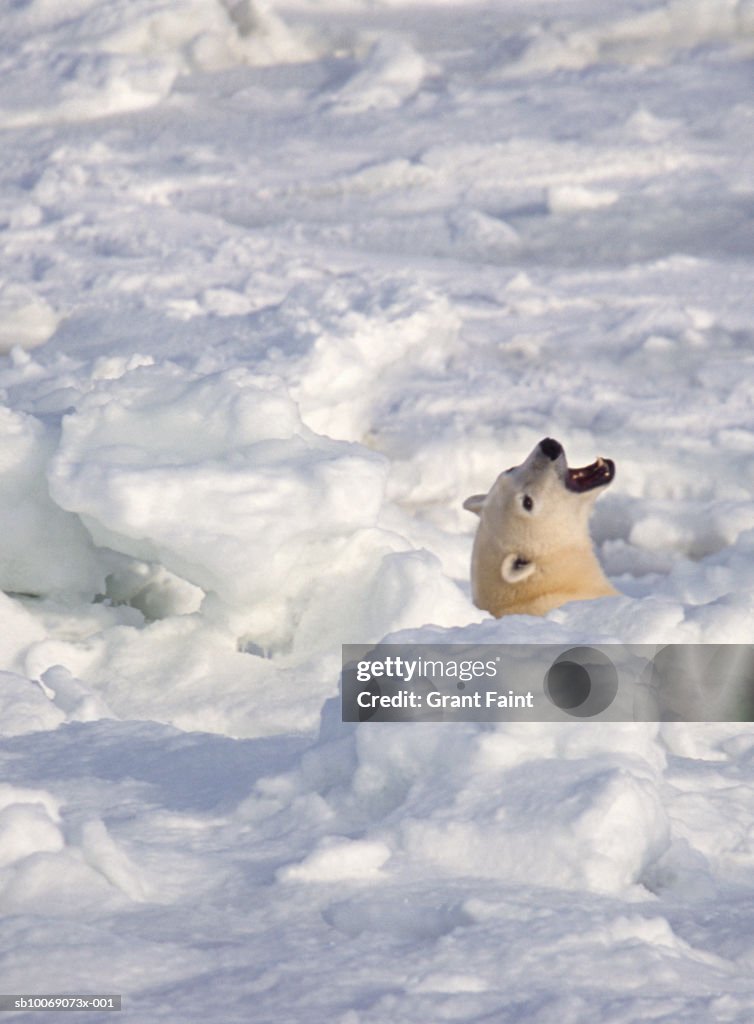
0, 0, 753, 1020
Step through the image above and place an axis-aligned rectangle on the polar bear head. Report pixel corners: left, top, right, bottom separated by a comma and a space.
463, 437, 617, 616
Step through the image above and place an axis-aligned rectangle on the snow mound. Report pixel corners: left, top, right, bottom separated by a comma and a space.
48, 362, 475, 652
0, 50, 178, 128
0, 408, 105, 599
0, 286, 59, 354
274, 719, 669, 896
0, 672, 66, 737
0, 0, 313, 126
0, 786, 63, 870
331, 36, 432, 113
0, 783, 150, 914
279, 837, 391, 882
399, 761, 669, 894
289, 284, 461, 442
509, 0, 754, 75
107, 0, 315, 72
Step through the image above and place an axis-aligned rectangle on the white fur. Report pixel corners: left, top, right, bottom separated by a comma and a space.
463, 439, 617, 617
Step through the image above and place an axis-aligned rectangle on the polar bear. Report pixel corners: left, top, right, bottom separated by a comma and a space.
463, 437, 617, 617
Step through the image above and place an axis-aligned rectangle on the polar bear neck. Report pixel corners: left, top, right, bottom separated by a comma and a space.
471, 537, 617, 618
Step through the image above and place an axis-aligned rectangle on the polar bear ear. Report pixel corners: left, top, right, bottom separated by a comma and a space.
463, 493, 487, 516
501, 553, 536, 584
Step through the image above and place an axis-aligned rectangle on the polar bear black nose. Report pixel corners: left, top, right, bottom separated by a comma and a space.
539, 438, 563, 461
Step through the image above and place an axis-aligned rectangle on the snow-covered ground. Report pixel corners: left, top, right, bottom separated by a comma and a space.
1, 0, 753, 1019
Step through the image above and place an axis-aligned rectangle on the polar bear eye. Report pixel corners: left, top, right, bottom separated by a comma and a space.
522, 494, 534, 512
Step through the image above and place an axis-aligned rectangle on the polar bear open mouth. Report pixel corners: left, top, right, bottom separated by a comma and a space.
565, 456, 615, 493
